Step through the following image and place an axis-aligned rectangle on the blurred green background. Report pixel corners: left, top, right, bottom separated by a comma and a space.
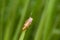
0, 0, 60, 40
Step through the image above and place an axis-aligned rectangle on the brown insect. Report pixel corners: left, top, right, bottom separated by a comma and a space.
22, 17, 33, 31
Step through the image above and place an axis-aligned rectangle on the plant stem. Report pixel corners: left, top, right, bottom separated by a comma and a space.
43, 0, 57, 40
3, 0, 20, 40
13, 0, 30, 40
19, 30, 26, 40
0, 0, 5, 40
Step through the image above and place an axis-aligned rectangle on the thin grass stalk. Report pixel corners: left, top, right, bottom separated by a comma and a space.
43, 0, 57, 40
0, 0, 6, 40
23, 0, 44, 40
34, 0, 49, 40
13, 0, 30, 40
19, 30, 26, 40
34, 11, 47, 40
3, 0, 20, 40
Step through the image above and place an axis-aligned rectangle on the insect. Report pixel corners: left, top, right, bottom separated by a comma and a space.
22, 17, 33, 31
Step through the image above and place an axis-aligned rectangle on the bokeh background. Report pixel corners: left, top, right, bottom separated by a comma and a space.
0, 0, 60, 40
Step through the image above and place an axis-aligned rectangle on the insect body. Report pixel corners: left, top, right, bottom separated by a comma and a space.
22, 17, 33, 31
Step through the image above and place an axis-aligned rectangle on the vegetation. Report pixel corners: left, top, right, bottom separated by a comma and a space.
0, 0, 60, 40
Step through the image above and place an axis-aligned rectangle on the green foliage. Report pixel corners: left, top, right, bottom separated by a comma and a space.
0, 0, 60, 40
